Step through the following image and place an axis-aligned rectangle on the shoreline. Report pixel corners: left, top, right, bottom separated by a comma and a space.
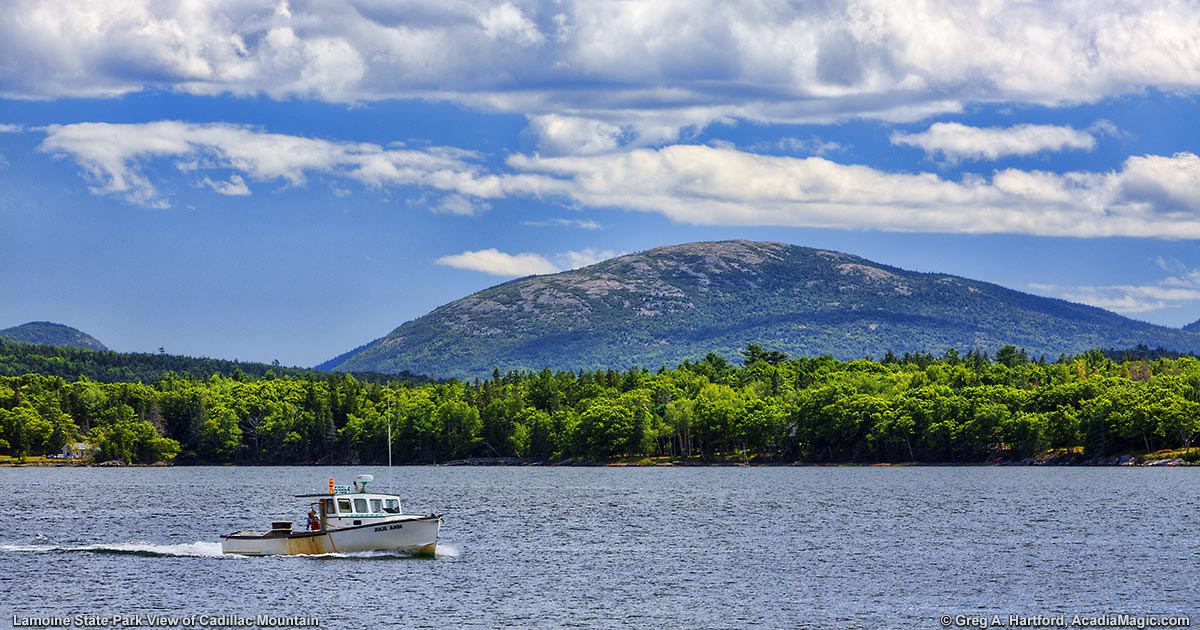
3, 455, 1194, 468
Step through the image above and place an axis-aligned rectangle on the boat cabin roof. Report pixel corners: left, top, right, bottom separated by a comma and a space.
297, 477, 394, 499
293, 477, 405, 516
295, 491, 401, 499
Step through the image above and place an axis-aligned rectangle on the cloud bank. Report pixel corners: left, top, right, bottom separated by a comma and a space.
509, 146, 1200, 239
5, 1, 1199, 150
39, 121, 1200, 239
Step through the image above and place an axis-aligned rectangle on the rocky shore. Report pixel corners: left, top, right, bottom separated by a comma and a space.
1008, 453, 1194, 466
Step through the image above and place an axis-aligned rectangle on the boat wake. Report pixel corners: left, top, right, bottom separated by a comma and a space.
1, 541, 459, 559
1, 541, 228, 558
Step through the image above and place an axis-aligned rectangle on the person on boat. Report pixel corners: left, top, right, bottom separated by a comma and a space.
306, 508, 320, 531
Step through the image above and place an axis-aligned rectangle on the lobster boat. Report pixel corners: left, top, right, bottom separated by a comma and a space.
220, 474, 441, 556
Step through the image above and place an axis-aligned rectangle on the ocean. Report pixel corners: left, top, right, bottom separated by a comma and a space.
2, 466, 1197, 628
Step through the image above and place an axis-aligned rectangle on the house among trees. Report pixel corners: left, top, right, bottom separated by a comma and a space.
61, 442, 94, 460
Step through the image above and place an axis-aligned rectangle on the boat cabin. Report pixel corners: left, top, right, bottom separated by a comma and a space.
297, 474, 407, 529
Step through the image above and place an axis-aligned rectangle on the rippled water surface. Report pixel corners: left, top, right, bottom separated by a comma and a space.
2, 466, 1197, 628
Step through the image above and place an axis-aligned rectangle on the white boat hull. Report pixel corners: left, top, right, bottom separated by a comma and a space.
220, 515, 441, 556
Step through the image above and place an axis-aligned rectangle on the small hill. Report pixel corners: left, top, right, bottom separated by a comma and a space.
0, 321, 108, 351
322, 241, 1200, 379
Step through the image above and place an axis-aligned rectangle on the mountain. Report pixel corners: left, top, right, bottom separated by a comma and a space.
0, 321, 108, 351
322, 240, 1200, 379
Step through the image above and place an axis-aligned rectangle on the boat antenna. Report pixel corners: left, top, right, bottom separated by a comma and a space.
388, 389, 394, 489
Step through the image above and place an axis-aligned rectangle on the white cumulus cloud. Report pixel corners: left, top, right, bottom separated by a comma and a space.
525, 114, 626, 156
436, 248, 560, 276
37, 120, 542, 208
480, 2, 545, 46
436, 247, 619, 276
891, 122, 1098, 163
201, 173, 251, 196
508, 145, 1200, 238
1116, 152, 1200, 213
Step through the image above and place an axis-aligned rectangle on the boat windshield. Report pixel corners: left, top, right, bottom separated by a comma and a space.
328, 494, 399, 515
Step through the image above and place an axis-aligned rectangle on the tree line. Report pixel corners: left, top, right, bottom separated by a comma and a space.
0, 337, 419, 385
2, 344, 1199, 464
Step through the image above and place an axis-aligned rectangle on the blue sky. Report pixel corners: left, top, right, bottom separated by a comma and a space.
2, 1, 1199, 367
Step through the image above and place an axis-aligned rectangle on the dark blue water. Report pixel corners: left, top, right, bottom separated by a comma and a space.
1, 466, 1197, 629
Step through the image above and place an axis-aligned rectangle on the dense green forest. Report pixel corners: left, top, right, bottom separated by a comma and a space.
3, 343, 1200, 465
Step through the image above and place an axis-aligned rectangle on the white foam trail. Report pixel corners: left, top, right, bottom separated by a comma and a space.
96, 541, 226, 557
0, 544, 55, 553
1, 541, 227, 557
3, 541, 456, 559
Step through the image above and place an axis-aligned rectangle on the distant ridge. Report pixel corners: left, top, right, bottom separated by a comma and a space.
0, 321, 108, 351
322, 240, 1200, 379
0, 336, 425, 385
